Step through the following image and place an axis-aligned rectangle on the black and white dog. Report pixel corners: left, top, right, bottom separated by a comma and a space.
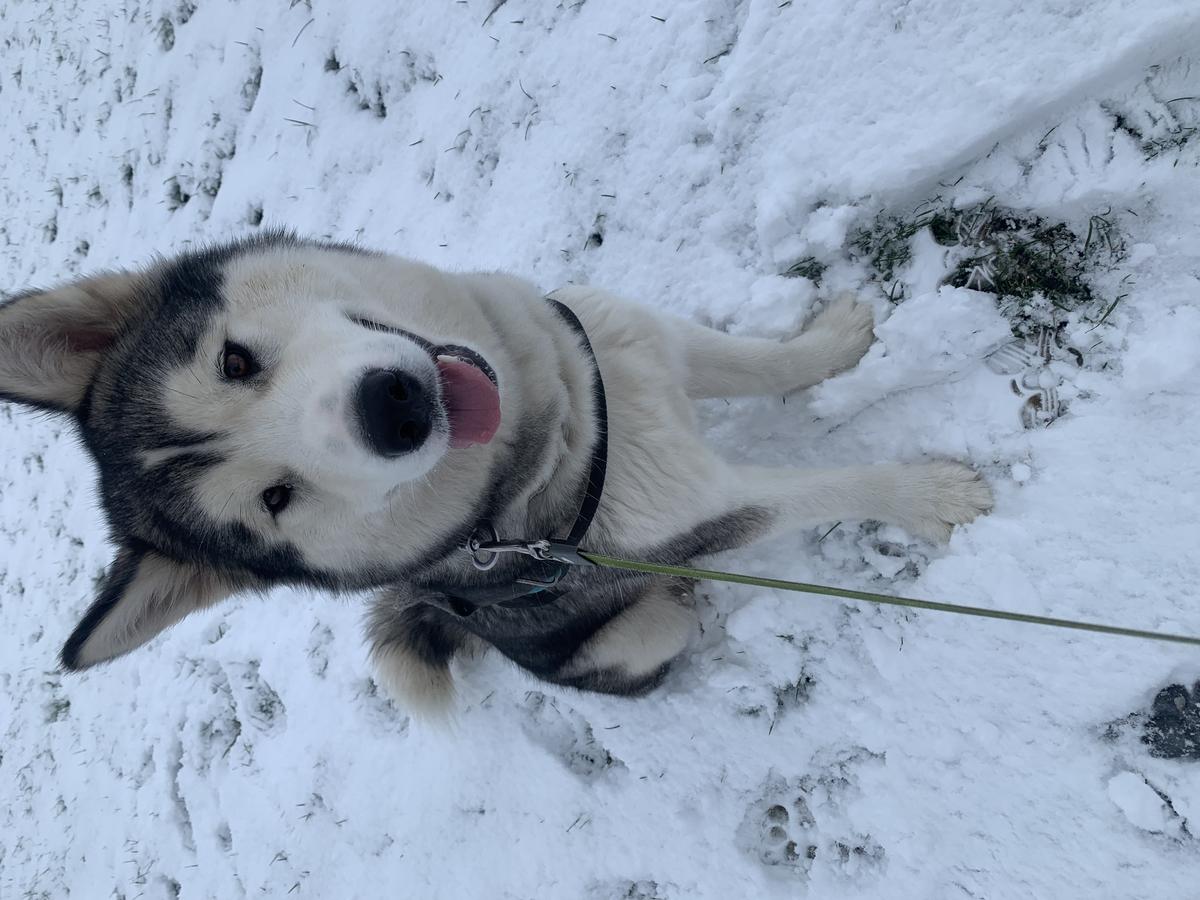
0, 233, 991, 713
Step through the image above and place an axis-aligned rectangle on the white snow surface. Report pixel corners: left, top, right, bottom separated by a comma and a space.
1107, 772, 1172, 835
3, 1, 1200, 897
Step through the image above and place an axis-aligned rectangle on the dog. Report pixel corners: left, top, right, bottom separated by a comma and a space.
0, 232, 992, 713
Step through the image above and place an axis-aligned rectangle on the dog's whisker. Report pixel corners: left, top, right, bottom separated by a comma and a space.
163, 386, 204, 403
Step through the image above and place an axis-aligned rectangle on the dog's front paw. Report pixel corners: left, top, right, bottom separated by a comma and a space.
795, 294, 876, 384
894, 462, 993, 543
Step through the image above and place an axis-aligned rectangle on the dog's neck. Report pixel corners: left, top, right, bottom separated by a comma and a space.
402, 290, 603, 590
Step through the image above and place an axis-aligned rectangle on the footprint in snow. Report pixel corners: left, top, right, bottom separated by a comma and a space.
743, 791, 819, 875
738, 763, 885, 882
1143, 682, 1200, 760
519, 691, 625, 780
588, 879, 674, 899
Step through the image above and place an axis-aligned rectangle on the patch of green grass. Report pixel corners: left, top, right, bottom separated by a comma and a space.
850, 208, 936, 284
1110, 109, 1199, 161
1143, 126, 1199, 160
781, 256, 826, 284
946, 206, 1125, 337
853, 199, 1127, 338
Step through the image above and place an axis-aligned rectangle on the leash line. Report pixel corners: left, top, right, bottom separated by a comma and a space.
578, 551, 1200, 647
460, 298, 1195, 646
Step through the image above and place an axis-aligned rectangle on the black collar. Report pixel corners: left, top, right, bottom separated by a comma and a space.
439, 298, 608, 617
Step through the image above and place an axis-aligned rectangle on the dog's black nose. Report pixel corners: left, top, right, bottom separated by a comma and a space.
356, 369, 433, 456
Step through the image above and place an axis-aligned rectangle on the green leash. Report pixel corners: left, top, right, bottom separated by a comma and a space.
464, 304, 1193, 647
578, 551, 1200, 647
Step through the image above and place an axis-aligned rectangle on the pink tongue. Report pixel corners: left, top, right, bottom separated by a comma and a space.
437, 359, 501, 449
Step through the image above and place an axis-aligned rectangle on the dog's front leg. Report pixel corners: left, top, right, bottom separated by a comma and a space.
721, 461, 993, 544
681, 295, 876, 398
547, 286, 874, 400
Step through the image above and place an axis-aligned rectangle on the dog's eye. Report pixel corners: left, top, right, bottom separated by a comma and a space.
262, 484, 292, 516
222, 342, 259, 380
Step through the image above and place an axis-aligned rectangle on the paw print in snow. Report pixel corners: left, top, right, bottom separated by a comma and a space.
742, 791, 818, 875
740, 763, 886, 880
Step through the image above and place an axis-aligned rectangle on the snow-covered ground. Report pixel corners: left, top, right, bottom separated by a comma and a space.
3, 1, 1200, 896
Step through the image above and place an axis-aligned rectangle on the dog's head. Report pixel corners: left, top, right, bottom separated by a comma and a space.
0, 233, 504, 670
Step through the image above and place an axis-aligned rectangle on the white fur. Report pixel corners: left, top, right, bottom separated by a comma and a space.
549, 286, 991, 552
0, 273, 143, 410
71, 552, 236, 669
681, 294, 876, 398
370, 640, 457, 721
557, 585, 697, 683
0, 243, 993, 700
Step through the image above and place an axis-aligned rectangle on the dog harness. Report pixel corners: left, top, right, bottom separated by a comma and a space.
440, 299, 608, 617
427, 303, 1200, 648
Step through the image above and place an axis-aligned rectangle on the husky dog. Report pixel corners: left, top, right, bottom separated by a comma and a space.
0, 233, 991, 712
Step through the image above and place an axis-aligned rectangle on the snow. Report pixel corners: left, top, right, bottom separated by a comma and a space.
808, 286, 1012, 421
2, 1, 1200, 898
1122, 305, 1200, 394
1108, 772, 1171, 834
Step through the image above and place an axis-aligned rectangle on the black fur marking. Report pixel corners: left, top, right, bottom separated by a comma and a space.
553, 661, 673, 697
478, 401, 565, 527
139, 430, 225, 452
347, 313, 435, 353
95, 440, 312, 586
0, 386, 74, 416
638, 506, 772, 565
60, 542, 148, 670
0, 285, 113, 416
73, 232, 359, 590
410, 507, 771, 694
367, 590, 472, 678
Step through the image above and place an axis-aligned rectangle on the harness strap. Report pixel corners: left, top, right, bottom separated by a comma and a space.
441, 298, 608, 617
551, 300, 609, 549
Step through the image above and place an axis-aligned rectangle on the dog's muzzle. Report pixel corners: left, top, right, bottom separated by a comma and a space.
355, 368, 434, 456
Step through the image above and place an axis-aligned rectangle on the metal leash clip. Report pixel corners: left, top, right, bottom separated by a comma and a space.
466, 522, 591, 571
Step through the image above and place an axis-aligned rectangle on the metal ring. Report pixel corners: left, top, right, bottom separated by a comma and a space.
467, 522, 500, 571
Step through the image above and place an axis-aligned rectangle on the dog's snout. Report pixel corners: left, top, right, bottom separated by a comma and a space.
356, 369, 433, 456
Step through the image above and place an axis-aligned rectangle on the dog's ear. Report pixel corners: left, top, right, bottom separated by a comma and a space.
61, 545, 243, 671
0, 270, 147, 415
